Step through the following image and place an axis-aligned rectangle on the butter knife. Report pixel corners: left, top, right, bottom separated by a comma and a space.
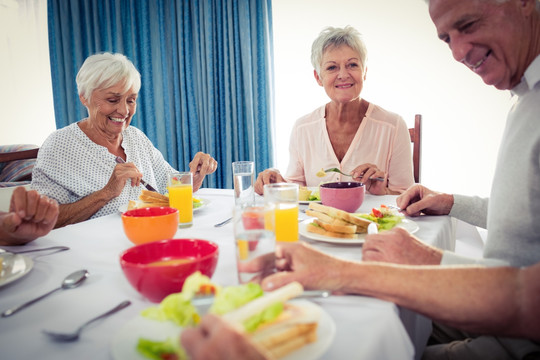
114, 156, 158, 192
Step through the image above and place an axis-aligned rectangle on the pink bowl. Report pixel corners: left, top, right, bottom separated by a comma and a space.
320, 182, 365, 212
119, 238, 219, 303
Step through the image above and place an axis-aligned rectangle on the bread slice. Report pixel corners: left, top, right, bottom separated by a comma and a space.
313, 219, 356, 234
306, 222, 355, 239
250, 303, 319, 358
308, 202, 372, 233
305, 209, 352, 227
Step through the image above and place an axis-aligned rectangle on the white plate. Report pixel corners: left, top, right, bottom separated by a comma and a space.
110, 299, 335, 360
0, 253, 33, 288
299, 187, 321, 205
299, 218, 419, 245
118, 198, 210, 214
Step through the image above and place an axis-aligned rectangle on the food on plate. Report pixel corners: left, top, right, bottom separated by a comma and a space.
305, 202, 373, 238
127, 189, 202, 211
356, 204, 404, 231
315, 168, 326, 178
298, 186, 312, 201
136, 273, 319, 360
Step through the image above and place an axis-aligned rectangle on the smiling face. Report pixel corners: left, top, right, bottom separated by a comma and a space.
80, 82, 138, 137
315, 45, 367, 104
429, 0, 534, 90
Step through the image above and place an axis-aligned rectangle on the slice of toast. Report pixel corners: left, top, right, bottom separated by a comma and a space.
306, 222, 355, 239
308, 202, 372, 233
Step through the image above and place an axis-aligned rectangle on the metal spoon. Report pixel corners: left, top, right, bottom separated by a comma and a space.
42, 300, 131, 342
323, 168, 385, 182
1, 269, 89, 317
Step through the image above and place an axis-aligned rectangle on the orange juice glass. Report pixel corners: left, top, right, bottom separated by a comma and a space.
168, 172, 193, 228
263, 183, 299, 242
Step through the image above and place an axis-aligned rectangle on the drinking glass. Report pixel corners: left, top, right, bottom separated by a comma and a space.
232, 161, 255, 206
233, 204, 275, 284
263, 183, 299, 242
167, 172, 193, 228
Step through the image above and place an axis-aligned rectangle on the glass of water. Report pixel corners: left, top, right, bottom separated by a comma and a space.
232, 161, 255, 206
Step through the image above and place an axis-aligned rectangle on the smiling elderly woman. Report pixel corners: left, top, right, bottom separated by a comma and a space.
32, 52, 217, 228
255, 26, 414, 196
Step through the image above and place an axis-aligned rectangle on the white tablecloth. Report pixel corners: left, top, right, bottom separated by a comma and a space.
0, 188, 455, 360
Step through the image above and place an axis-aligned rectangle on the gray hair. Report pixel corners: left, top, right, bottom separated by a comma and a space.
76, 52, 141, 101
311, 26, 368, 75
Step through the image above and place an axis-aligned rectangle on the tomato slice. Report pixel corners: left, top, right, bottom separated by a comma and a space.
371, 208, 383, 218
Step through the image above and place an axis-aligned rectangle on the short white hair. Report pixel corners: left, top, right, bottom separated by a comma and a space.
76, 52, 141, 101
311, 26, 368, 76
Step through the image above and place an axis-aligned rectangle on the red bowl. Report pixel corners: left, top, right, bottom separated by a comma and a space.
121, 207, 179, 245
320, 182, 365, 212
119, 238, 219, 303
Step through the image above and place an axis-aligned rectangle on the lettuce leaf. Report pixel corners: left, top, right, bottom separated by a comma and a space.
141, 292, 200, 327
243, 302, 284, 333
209, 283, 263, 315
137, 337, 186, 360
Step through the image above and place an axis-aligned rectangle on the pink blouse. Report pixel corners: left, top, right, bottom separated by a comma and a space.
285, 103, 414, 193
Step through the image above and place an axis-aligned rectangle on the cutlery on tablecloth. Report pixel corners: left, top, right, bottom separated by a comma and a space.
114, 156, 158, 192
323, 168, 384, 182
1, 269, 89, 317
214, 217, 232, 227
1, 246, 70, 255
42, 300, 131, 342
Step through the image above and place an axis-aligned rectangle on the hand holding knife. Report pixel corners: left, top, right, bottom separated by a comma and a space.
114, 156, 158, 192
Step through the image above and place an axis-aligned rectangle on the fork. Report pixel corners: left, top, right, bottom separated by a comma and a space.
324, 168, 384, 182
42, 300, 131, 342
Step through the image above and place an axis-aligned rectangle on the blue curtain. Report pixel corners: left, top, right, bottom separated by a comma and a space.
47, 0, 274, 189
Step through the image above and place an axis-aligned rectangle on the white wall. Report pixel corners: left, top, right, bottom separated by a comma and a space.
0, 0, 56, 147
2, 0, 511, 198
272, 0, 512, 198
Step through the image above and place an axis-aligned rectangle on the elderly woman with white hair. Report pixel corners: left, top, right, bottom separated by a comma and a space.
255, 26, 414, 196
32, 52, 217, 228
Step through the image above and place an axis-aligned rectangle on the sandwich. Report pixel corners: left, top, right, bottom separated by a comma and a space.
306, 202, 374, 238
137, 278, 320, 360
221, 282, 320, 359
127, 190, 169, 210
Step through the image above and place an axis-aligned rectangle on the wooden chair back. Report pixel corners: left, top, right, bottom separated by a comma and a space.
409, 115, 422, 183
0, 148, 39, 163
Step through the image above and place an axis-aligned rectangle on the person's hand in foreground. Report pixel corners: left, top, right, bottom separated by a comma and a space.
254, 169, 286, 195
189, 152, 218, 192
397, 184, 454, 217
0, 186, 59, 245
240, 242, 348, 292
362, 227, 443, 265
181, 314, 269, 360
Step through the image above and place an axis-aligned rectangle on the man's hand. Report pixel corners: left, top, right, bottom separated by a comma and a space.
397, 184, 454, 217
363, 227, 443, 265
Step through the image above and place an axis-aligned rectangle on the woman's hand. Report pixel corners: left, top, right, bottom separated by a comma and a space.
103, 163, 143, 198
190, 152, 218, 192
350, 163, 387, 195
0, 187, 59, 245
254, 169, 286, 195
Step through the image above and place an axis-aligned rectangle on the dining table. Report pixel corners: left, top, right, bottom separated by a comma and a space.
0, 188, 455, 360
